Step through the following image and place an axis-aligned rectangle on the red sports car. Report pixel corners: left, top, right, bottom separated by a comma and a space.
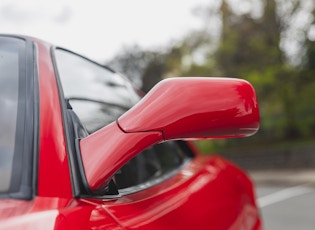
0, 34, 262, 229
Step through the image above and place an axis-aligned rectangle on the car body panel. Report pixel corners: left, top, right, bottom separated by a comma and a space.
35, 39, 72, 197
0, 197, 121, 230
0, 156, 261, 230
100, 156, 260, 230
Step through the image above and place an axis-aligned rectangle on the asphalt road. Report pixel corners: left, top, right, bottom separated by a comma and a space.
249, 170, 315, 230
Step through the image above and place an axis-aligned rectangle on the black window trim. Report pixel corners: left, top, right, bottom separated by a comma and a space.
51, 46, 93, 198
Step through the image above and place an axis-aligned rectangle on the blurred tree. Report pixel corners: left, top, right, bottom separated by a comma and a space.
216, 0, 281, 76
211, 0, 315, 141
296, 6, 315, 137
106, 31, 214, 92
106, 45, 163, 91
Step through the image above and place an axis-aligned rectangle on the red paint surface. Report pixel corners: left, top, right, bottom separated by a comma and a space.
119, 77, 260, 140
35, 39, 72, 197
101, 156, 261, 230
0, 197, 121, 230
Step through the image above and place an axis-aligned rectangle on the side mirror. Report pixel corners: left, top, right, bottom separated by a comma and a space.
80, 77, 260, 191
119, 77, 259, 139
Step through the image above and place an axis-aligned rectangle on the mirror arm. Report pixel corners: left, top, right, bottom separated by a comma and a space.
80, 122, 163, 191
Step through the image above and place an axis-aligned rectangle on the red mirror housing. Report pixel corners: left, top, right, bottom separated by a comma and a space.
118, 77, 260, 140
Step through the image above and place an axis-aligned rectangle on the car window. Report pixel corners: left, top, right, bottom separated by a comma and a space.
54, 49, 140, 133
0, 37, 33, 197
0, 40, 19, 192
114, 141, 189, 194
54, 49, 192, 194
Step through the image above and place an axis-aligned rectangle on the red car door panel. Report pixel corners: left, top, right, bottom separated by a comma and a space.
101, 156, 260, 230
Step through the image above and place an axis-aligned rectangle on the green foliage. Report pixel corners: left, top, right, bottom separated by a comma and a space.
193, 140, 227, 154
210, 0, 315, 144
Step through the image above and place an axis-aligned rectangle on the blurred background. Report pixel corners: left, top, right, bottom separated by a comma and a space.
2, 0, 315, 228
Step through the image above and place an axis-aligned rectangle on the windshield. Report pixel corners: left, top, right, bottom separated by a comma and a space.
0, 40, 19, 192
0, 37, 32, 197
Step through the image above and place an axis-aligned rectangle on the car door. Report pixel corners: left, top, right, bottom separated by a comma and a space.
99, 153, 260, 230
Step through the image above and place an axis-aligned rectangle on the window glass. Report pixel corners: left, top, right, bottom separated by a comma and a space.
0, 39, 21, 192
114, 142, 187, 191
55, 49, 140, 133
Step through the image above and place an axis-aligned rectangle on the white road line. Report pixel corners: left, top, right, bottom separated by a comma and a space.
257, 184, 315, 208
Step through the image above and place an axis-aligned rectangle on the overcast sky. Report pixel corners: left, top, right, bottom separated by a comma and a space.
0, 0, 209, 62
